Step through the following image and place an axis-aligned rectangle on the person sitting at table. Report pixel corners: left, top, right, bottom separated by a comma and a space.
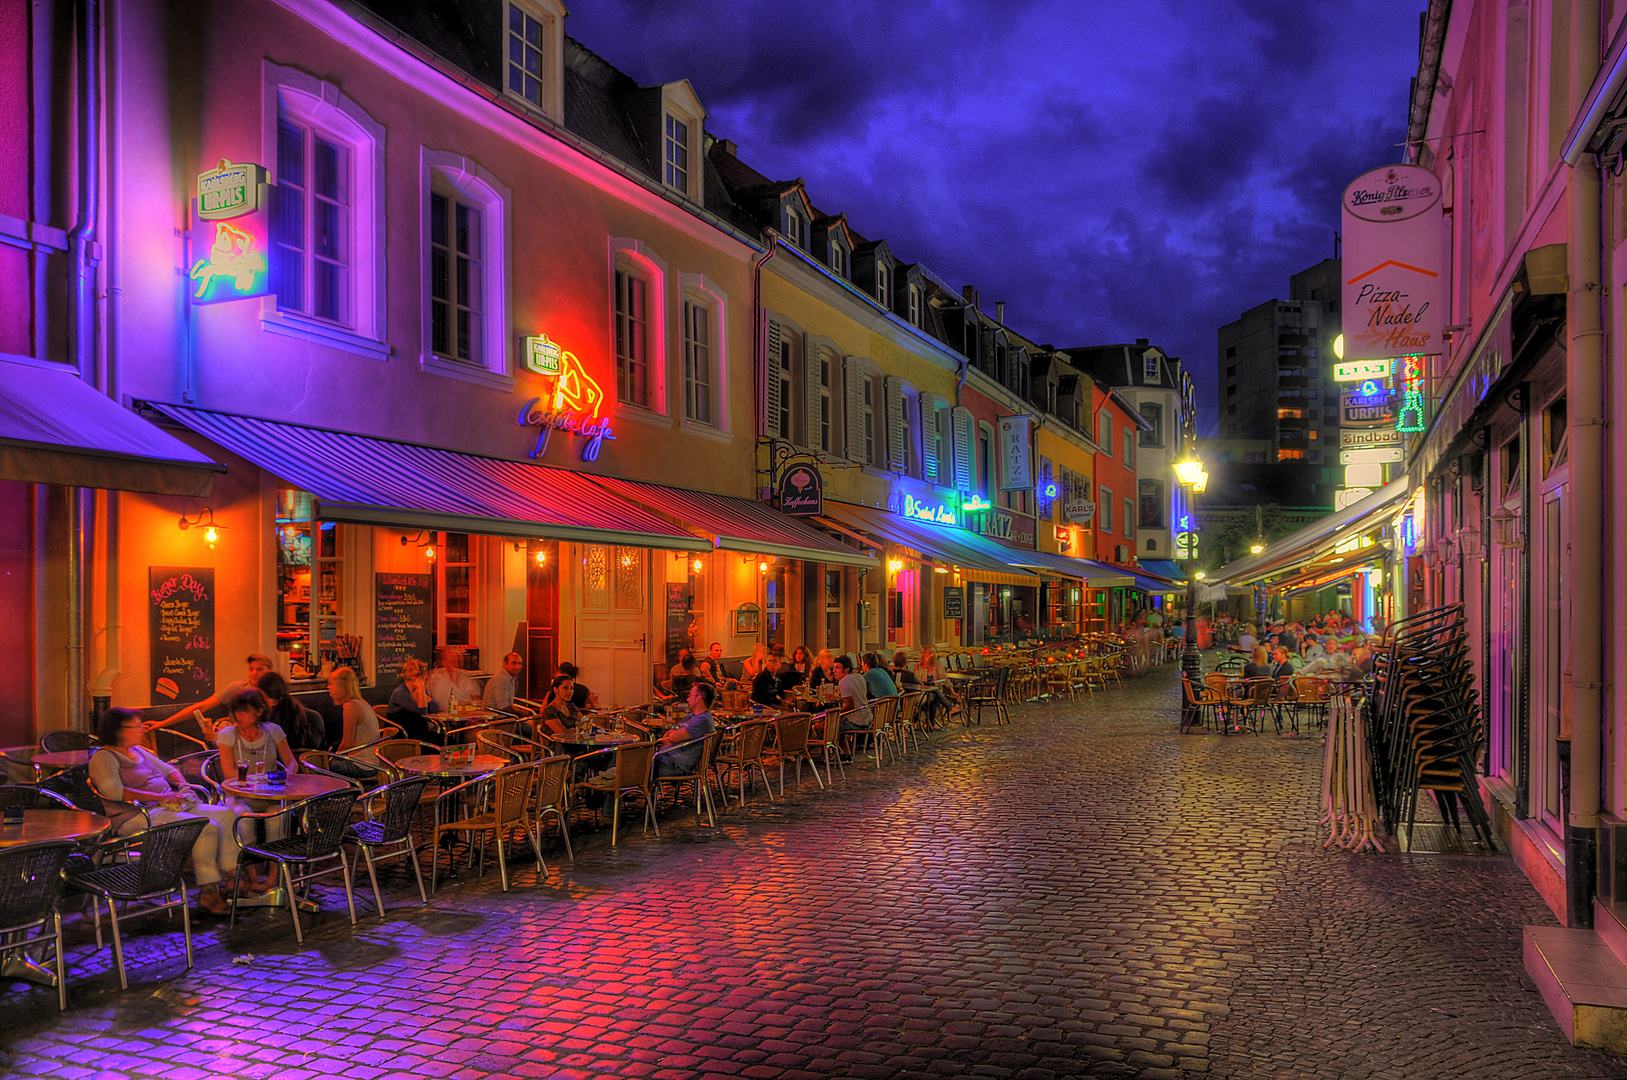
426, 647, 478, 711
890, 650, 920, 689
654, 682, 717, 779
217, 687, 300, 782
92, 707, 248, 915
331, 666, 379, 758
1242, 646, 1274, 680
482, 651, 534, 716
699, 642, 732, 686
670, 652, 702, 699
539, 675, 583, 738
774, 646, 805, 697
789, 645, 815, 686
861, 652, 898, 700
808, 648, 837, 691
386, 659, 443, 746
912, 649, 947, 686
668, 648, 695, 680
149, 653, 276, 734
834, 656, 873, 750
750, 651, 788, 708
256, 671, 326, 753
740, 643, 768, 686
1270, 646, 1296, 680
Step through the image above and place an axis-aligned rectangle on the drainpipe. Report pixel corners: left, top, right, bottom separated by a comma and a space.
1566, 0, 1604, 930
90, 492, 119, 721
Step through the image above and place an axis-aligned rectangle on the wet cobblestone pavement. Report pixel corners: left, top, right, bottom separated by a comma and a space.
4, 659, 1626, 1079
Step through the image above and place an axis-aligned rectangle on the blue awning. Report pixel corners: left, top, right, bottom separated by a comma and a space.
1138, 559, 1186, 582
0, 361, 222, 496
817, 502, 1037, 578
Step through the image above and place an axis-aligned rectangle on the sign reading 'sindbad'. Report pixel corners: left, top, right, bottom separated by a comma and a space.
1341, 165, 1445, 360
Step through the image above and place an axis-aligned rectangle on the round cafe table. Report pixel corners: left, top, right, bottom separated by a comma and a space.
31, 750, 93, 772
395, 753, 509, 779
219, 773, 351, 802
0, 808, 109, 849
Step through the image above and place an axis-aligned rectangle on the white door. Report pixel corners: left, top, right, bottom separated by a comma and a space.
576, 545, 650, 709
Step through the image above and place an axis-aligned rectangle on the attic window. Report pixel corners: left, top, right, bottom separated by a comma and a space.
908, 284, 921, 327
507, 7, 547, 107
1143, 354, 1159, 382
664, 115, 689, 192
784, 206, 803, 248
876, 262, 889, 306
828, 240, 846, 278
504, 2, 563, 122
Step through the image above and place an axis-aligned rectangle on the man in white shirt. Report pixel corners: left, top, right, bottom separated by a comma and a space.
835, 655, 872, 733
151, 653, 275, 732
426, 647, 478, 711
482, 652, 534, 715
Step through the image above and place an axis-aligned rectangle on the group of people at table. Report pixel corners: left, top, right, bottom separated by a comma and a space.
1226, 615, 1378, 683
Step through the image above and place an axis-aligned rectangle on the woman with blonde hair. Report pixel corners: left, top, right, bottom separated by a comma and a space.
740, 642, 769, 684
330, 666, 378, 755
386, 658, 442, 745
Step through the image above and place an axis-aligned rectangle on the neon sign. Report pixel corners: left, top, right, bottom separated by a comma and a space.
197, 160, 265, 220
1333, 359, 1391, 382
962, 495, 992, 512
1396, 355, 1426, 433
1039, 479, 1060, 500
517, 333, 616, 461
189, 221, 268, 304
902, 494, 957, 526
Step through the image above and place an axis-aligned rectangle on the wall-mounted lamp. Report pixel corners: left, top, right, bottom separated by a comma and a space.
888, 559, 903, 573
178, 508, 226, 548
692, 558, 704, 573
932, 565, 948, 574
758, 560, 769, 574
401, 530, 436, 560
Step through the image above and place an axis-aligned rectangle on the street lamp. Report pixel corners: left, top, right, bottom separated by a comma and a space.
1177, 454, 1208, 730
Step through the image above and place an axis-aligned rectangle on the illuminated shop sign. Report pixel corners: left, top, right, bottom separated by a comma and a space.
1334, 487, 1375, 510
1333, 359, 1392, 382
1396, 355, 1426, 433
197, 160, 265, 220
901, 494, 958, 527
516, 333, 617, 462
1342, 387, 1396, 427
961, 495, 992, 512
190, 220, 269, 304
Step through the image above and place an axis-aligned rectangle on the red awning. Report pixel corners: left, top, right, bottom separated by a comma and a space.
590, 476, 875, 567
147, 404, 698, 548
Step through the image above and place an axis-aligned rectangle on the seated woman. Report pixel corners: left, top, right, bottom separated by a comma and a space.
386, 659, 444, 745
539, 674, 583, 739
218, 688, 301, 845
257, 671, 326, 753
789, 645, 815, 686
891, 650, 920, 688
330, 666, 379, 760
1242, 646, 1274, 680
809, 648, 837, 691
740, 643, 768, 686
913, 648, 948, 685
91, 707, 247, 915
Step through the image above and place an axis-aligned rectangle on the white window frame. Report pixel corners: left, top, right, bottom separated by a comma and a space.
261, 61, 386, 360
1098, 411, 1113, 459
679, 272, 730, 439
502, 0, 566, 124
861, 371, 877, 465
658, 81, 706, 202
908, 283, 921, 327
828, 237, 847, 278
1143, 353, 1160, 382
784, 204, 804, 249
812, 339, 835, 454
608, 238, 670, 419
876, 261, 890, 307
419, 149, 511, 389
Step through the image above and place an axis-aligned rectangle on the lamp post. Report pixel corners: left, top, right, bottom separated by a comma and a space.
1174, 453, 1208, 729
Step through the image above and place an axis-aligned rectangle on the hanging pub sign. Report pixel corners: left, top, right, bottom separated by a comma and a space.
516, 331, 618, 462
1340, 428, 1403, 450
1342, 386, 1396, 427
997, 415, 1033, 491
778, 466, 823, 516
1340, 164, 1446, 360
1064, 499, 1096, 525
191, 160, 271, 305
1395, 355, 1427, 433
1333, 359, 1392, 382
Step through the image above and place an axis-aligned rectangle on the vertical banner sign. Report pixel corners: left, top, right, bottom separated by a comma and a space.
1341, 165, 1445, 360
374, 573, 433, 683
191, 160, 271, 304
149, 567, 215, 705
997, 415, 1033, 491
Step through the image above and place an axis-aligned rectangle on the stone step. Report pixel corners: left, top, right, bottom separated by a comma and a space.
1596, 897, 1627, 969
1524, 924, 1627, 1051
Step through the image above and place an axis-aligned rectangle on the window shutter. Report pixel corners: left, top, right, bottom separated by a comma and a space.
763, 320, 783, 439
804, 335, 825, 451
951, 406, 974, 491
921, 395, 942, 484
884, 377, 906, 470
844, 357, 867, 461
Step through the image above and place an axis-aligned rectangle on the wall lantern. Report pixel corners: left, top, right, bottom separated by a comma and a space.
401, 531, 436, 560
178, 508, 225, 548
888, 559, 903, 573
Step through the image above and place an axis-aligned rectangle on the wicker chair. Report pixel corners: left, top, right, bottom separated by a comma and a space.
764, 713, 822, 796
230, 788, 361, 944
39, 731, 93, 754
66, 817, 207, 989
368, 739, 437, 778
431, 763, 544, 891
573, 741, 658, 846
149, 727, 209, 762
1180, 677, 1224, 733
806, 710, 846, 784
652, 730, 725, 826
861, 696, 903, 768
477, 728, 543, 762
529, 754, 574, 859
345, 776, 432, 914
713, 720, 775, 806
0, 840, 74, 1009
298, 750, 384, 792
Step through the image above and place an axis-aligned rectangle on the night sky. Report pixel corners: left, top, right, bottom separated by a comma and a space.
566, 1, 1424, 434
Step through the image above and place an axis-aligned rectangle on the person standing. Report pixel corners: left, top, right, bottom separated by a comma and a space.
149, 653, 275, 733
426, 647, 477, 711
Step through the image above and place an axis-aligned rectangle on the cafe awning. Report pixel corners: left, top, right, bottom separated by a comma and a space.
589, 476, 876, 568
147, 404, 699, 548
1138, 559, 1186, 582
1210, 479, 1410, 585
816, 502, 1037, 580
0, 361, 223, 497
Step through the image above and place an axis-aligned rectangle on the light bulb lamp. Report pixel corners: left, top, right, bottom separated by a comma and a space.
1175, 449, 1206, 731
178, 508, 226, 548
400, 530, 436, 560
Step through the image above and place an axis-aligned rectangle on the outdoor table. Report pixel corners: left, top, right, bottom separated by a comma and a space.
0, 808, 110, 986
394, 753, 509, 779
219, 773, 351, 802
31, 750, 93, 772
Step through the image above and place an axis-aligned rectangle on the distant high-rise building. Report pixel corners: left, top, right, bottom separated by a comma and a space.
1217, 258, 1341, 469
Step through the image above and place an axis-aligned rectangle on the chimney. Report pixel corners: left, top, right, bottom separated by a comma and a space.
962, 285, 976, 306
717, 139, 737, 157
996, 301, 1006, 324
1136, 337, 1149, 346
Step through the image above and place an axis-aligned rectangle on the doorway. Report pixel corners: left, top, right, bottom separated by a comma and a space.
576, 544, 650, 709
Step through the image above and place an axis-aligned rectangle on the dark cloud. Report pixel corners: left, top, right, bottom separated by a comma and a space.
567, 0, 1422, 434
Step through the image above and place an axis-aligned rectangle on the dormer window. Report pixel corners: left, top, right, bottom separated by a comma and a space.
664, 115, 689, 191
908, 284, 921, 327
784, 206, 804, 248
505, 2, 565, 123
1143, 353, 1160, 383
876, 263, 889, 307
828, 241, 847, 278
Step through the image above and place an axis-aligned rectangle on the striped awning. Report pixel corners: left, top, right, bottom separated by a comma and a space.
817, 502, 1038, 579
590, 476, 875, 567
147, 404, 698, 548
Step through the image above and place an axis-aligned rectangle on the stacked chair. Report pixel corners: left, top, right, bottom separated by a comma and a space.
1365, 604, 1493, 850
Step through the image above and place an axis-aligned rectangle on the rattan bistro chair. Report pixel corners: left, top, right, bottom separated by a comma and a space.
767, 713, 823, 796
431, 762, 544, 892
574, 741, 659, 846
714, 720, 776, 807
345, 775, 433, 914
0, 840, 74, 1010
66, 817, 208, 989
529, 754, 574, 859
652, 730, 724, 826
230, 788, 361, 944
39, 731, 93, 754
0, 787, 74, 811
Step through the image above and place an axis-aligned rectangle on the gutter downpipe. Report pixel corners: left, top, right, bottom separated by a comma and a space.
91, 0, 121, 717
65, 0, 102, 733
1567, 0, 1605, 930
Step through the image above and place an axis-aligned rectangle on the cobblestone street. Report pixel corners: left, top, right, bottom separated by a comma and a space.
3, 662, 1624, 1079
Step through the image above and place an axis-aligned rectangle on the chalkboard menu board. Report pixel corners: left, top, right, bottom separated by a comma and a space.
665, 582, 694, 664
375, 572, 432, 683
943, 586, 965, 620
149, 567, 215, 705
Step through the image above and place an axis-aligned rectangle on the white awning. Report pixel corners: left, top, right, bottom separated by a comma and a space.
1210, 480, 1410, 585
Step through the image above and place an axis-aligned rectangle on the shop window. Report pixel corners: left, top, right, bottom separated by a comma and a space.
825, 570, 843, 649
275, 489, 350, 680
439, 532, 476, 649
766, 563, 789, 650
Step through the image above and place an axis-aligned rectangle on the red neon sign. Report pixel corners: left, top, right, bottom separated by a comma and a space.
517, 334, 616, 461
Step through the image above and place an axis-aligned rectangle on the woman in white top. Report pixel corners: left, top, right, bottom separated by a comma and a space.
216, 687, 299, 780
331, 666, 378, 758
91, 708, 244, 915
